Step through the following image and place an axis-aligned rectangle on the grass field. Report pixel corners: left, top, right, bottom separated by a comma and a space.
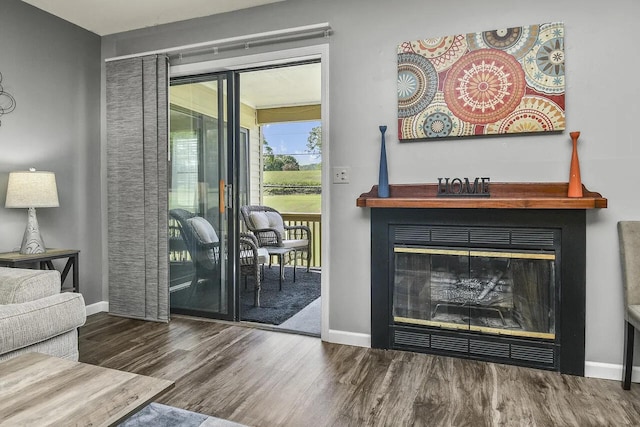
263, 194, 321, 213
263, 170, 321, 213
264, 170, 321, 185
261, 170, 322, 266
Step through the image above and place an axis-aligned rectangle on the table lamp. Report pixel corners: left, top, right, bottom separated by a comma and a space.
5, 168, 59, 254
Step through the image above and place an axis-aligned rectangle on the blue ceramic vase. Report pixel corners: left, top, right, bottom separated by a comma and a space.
378, 125, 389, 198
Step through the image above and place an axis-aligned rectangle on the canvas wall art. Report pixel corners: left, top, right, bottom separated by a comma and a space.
397, 22, 565, 140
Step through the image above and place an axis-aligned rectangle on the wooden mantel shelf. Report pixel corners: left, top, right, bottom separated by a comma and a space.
356, 182, 607, 209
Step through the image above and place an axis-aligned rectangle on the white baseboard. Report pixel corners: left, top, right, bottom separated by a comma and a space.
85, 301, 109, 316
585, 361, 640, 382
322, 329, 371, 348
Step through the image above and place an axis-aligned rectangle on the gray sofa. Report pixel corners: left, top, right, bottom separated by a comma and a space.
0, 267, 86, 361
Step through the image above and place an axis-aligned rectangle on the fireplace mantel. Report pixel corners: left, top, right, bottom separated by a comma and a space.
356, 182, 607, 210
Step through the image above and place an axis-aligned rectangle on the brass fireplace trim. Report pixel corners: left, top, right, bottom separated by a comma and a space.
394, 316, 556, 340
469, 250, 555, 260
394, 246, 555, 260
395, 247, 467, 256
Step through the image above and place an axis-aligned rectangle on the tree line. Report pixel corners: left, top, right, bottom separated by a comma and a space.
263, 125, 321, 171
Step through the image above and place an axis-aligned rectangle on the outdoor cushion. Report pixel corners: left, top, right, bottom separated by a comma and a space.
249, 211, 285, 237
282, 239, 308, 249
240, 247, 269, 264
186, 216, 219, 269
187, 216, 219, 244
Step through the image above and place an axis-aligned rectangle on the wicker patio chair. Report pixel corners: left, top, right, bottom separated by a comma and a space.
240, 232, 269, 306
169, 209, 221, 300
240, 205, 312, 273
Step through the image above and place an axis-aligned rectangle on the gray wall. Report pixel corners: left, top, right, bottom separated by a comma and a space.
0, 0, 102, 305
102, 0, 638, 370
8, 0, 635, 372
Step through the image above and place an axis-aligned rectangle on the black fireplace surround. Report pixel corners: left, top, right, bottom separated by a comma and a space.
371, 208, 586, 376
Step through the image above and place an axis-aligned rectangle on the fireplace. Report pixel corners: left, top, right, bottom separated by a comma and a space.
358, 183, 607, 376
394, 234, 557, 339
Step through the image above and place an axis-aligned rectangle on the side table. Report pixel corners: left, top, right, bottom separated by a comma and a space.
0, 248, 80, 293
266, 247, 297, 290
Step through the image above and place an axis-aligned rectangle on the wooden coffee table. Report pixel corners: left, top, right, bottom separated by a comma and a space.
0, 352, 174, 426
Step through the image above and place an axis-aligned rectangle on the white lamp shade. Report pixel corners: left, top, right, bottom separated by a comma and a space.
5, 170, 59, 208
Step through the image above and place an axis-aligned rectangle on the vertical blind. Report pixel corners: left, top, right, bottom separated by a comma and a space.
106, 55, 169, 321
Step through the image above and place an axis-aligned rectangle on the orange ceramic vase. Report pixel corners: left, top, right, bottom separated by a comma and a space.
568, 131, 583, 198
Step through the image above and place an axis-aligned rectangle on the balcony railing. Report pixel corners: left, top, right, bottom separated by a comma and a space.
281, 212, 321, 268
171, 213, 322, 268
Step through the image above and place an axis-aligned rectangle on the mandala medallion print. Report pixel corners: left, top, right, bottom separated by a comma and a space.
397, 22, 565, 140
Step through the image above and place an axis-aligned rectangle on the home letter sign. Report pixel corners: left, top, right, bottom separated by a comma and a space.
437, 177, 490, 197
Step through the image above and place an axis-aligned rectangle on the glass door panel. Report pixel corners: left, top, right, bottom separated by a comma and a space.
168, 74, 233, 319
393, 247, 469, 329
393, 246, 556, 339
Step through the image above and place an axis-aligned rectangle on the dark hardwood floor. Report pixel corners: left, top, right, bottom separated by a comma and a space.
80, 313, 640, 426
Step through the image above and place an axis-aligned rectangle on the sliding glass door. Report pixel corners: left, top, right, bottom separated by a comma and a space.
168, 72, 239, 320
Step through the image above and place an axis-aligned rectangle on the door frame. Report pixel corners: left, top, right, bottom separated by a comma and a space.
170, 44, 330, 339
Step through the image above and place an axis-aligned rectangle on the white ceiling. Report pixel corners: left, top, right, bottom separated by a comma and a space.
20, 0, 321, 109
239, 63, 320, 109
20, 0, 285, 36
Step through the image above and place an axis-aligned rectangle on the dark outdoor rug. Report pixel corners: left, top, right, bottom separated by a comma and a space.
119, 402, 245, 427
241, 265, 321, 325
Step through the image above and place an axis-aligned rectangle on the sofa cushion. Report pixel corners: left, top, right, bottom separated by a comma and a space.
0, 292, 86, 356
0, 330, 79, 362
0, 268, 60, 304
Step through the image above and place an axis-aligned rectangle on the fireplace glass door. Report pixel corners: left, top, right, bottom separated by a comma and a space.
393, 247, 556, 339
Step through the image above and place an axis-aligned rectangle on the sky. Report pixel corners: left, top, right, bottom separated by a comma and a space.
262, 120, 321, 165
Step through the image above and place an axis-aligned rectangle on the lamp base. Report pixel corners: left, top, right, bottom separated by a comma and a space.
20, 207, 46, 254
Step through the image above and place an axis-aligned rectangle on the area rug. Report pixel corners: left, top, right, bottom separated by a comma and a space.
119, 402, 244, 427
241, 266, 320, 325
